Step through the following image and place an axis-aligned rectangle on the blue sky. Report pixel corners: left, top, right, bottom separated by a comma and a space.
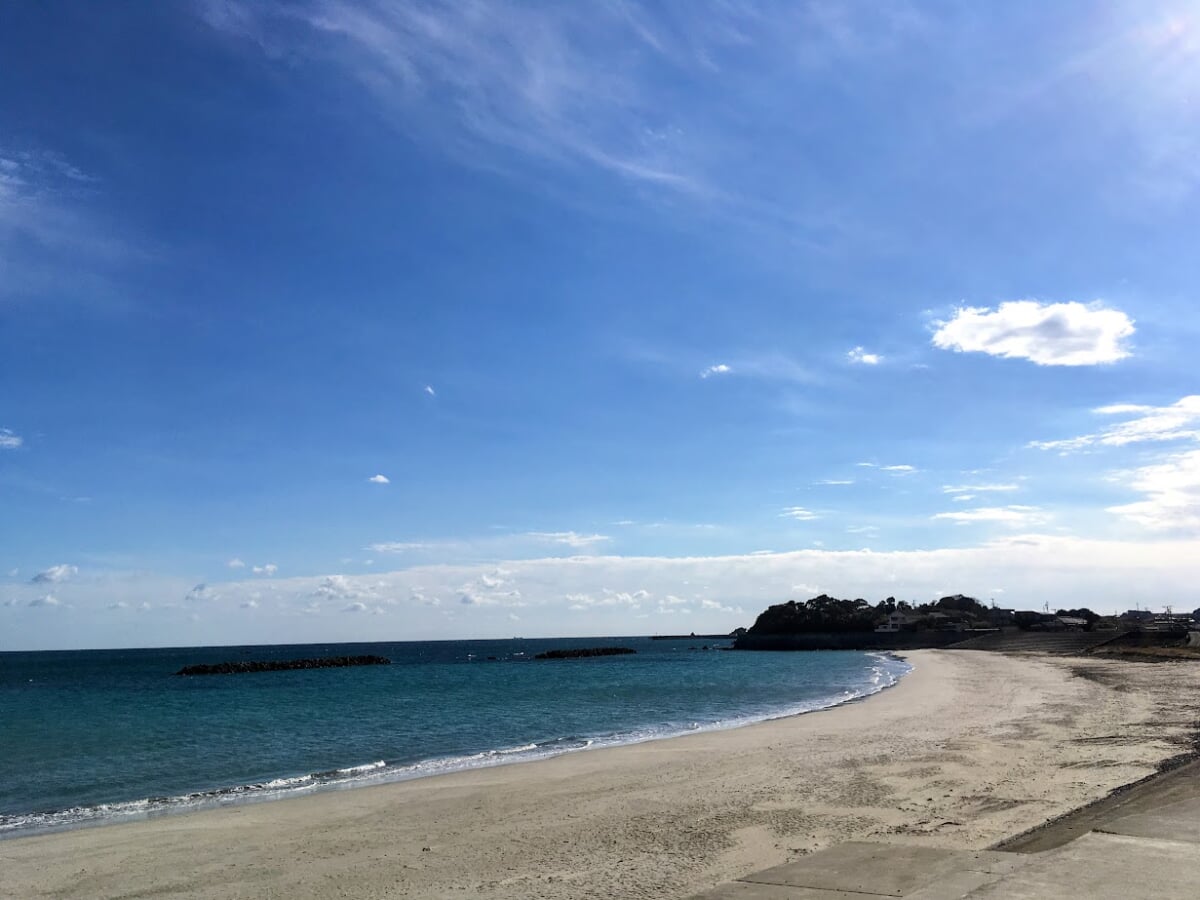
3, 1, 1200, 649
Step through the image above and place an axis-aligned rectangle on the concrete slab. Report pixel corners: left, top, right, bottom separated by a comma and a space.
902, 868, 1009, 900
690, 880, 889, 899
967, 832, 1200, 900
738, 842, 1024, 898
1100, 795, 1200, 844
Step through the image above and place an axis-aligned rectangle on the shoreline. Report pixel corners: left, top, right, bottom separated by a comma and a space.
4, 650, 1199, 899
0, 650, 911, 841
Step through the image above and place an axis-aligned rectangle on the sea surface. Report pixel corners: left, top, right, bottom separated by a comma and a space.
0, 638, 909, 837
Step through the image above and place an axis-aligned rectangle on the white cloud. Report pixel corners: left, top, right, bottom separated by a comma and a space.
943, 483, 1018, 494
932, 300, 1134, 366
29, 594, 60, 607
240, 599, 258, 609
107, 601, 127, 610
0, 428, 22, 450
252, 563, 278, 576
780, 506, 819, 521
700, 363, 732, 378
368, 474, 390, 484
847, 346, 881, 365
525, 531, 610, 549
933, 505, 1048, 526
1107, 449, 1200, 531
424, 385, 436, 397
343, 601, 368, 613
12, 535, 1200, 648
952, 494, 976, 502
814, 479, 854, 486
881, 464, 916, 474
31, 564, 76, 584
370, 541, 432, 554
1032, 396, 1200, 452
227, 558, 246, 569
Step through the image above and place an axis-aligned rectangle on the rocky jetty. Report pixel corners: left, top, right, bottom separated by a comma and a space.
533, 647, 636, 660
175, 655, 391, 676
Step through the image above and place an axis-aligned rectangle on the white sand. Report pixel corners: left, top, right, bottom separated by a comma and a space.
3, 650, 1199, 899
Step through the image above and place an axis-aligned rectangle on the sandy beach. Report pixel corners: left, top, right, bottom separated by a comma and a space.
3, 649, 1199, 899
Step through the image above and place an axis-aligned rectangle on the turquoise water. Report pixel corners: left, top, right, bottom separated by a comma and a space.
0, 638, 909, 836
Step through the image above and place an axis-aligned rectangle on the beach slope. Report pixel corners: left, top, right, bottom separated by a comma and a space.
3, 650, 1198, 899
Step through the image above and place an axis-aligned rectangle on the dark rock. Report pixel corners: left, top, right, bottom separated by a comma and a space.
175, 655, 391, 676
533, 647, 636, 660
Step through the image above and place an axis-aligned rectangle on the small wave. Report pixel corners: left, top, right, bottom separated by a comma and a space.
336, 760, 386, 775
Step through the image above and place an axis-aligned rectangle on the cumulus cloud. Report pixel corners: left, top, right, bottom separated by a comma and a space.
780, 506, 819, 521
227, 558, 246, 569
29, 594, 60, 607
368, 474, 390, 484
240, 598, 258, 609
252, 563, 278, 576
700, 363, 732, 378
343, 601, 369, 613
31, 564, 76, 584
0, 428, 22, 449
1107, 449, 1200, 531
1031, 396, 1200, 452
186, 583, 219, 603
847, 346, 881, 365
933, 506, 1048, 526
932, 300, 1134, 366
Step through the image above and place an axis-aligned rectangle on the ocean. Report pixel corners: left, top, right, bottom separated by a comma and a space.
0, 638, 909, 837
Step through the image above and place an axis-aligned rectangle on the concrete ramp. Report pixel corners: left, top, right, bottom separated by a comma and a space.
694, 790, 1200, 899
692, 843, 1032, 899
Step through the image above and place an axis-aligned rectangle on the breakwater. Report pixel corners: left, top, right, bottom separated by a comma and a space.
175, 655, 391, 676
534, 647, 636, 660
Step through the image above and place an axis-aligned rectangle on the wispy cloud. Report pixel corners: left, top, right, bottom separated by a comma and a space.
814, 479, 854, 486
700, 363, 732, 379
198, 0, 933, 246
943, 483, 1018, 494
0, 429, 23, 450
1107, 449, 1200, 531
525, 531, 610, 549
932, 300, 1135, 366
933, 505, 1048, 526
1031, 396, 1200, 452
780, 506, 819, 521
0, 149, 137, 300
423, 385, 436, 397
